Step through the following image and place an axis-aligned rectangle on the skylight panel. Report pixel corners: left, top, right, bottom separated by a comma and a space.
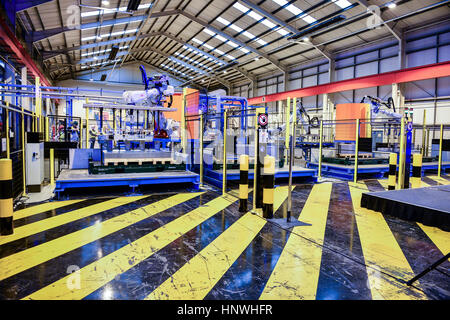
333, 0, 352, 8
81, 29, 138, 41
261, 19, 276, 29
81, 46, 128, 57
81, 3, 152, 17
271, 0, 316, 24
231, 3, 292, 40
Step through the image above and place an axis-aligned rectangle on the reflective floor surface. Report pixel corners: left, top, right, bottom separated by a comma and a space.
0, 175, 449, 300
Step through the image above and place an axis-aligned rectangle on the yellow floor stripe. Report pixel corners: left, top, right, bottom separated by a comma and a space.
13, 200, 85, 221
23, 191, 243, 300
427, 176, 450, 185
417, 224, 450, 261
259, 183, 332, 300
377, 178, 430, 189
0, 192, 202, 282
0, 196, 146, 245
349, 182, 427, 300
146, 186, 292, 300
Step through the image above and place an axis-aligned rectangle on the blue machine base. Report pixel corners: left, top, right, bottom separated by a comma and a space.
54, 171, 200, 199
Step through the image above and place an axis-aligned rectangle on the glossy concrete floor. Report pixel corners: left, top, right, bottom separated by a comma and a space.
0, 175, 449, 300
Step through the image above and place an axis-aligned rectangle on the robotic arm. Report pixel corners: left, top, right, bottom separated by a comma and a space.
361, 95, 401, 119
122, 65, 174, 107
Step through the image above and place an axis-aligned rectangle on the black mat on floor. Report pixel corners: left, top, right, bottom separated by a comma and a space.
360, 185, 450, 231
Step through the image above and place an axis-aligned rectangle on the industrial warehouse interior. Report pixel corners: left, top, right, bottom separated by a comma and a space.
0, 0, 449, 308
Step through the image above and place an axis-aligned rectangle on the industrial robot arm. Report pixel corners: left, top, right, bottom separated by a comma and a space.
361, 95, 401, 119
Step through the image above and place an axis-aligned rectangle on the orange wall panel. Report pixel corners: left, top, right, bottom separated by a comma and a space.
335, 103, 370, 141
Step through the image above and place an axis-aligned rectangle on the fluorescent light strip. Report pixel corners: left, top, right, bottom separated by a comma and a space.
81, 3, 152, 17
81, 46, 129, 57
233, 2, 290, 37
81, 58, 121, 68
182, 45, 225, 66
191, 37, 236, 61
271, 0, 317, 24
81, 29, 138, 41
215, 16, 267, 46
82, 19, 143, 30
174, 52, 212, 71
203, 28, 249, 54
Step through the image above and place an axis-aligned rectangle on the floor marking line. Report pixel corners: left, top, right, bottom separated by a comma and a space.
427, 176, 450, 185
145, 186, 292, 300
377, 179, 430, 189
13, 200, 85, 221
416, 223, 450, 261
259, 183, 332, 300
22, 191, 242, 300
0, 192, 202, 282
349, 182, 428, 300
0, 196, 147, 246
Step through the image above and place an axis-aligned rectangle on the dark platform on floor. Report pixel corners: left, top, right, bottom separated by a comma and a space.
360, 185, 450, 231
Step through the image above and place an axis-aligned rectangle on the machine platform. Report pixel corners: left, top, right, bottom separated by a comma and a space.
54, 169, 200, 198
360, 184, 450, 231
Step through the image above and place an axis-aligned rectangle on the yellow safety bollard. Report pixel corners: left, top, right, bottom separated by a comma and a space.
411, 154, 422, 189
388, 153, 397, 190
239, 154, 249, 213
0, 159, 14, 235
397, 118, 406, 190
50, 148, 55, 185
262, 155, 275, 219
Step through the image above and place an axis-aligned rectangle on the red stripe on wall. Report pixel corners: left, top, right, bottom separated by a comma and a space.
248, 61, 450, 105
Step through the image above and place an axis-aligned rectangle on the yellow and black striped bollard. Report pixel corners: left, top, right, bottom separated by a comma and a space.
0, 159, 14, 235
411, 154, 422, 189
239, 155, 249, 213
388, 153, 397, 190
262, 155, 275, 219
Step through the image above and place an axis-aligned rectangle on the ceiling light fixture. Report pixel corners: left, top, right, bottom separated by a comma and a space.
387, 2, 397, 8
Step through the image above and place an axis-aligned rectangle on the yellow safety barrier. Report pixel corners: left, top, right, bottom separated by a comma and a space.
239, 154, 249, 213
388, 153, 397, 190
411, 154, 422, 189
0, 159, 14, 235
262, 155, 275, 219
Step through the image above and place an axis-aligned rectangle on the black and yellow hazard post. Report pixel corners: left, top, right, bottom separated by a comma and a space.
239, 154, 249, 213
0, 159, 14, 235
262, 155, 275, 219
411, 154, 422, 188
50, 148, 55, 185
388, 153, 397, 190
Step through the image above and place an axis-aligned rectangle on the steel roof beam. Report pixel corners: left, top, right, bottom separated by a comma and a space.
239, 0, 333, 61
181, 11, 286, 73
32, 9, 180, 43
